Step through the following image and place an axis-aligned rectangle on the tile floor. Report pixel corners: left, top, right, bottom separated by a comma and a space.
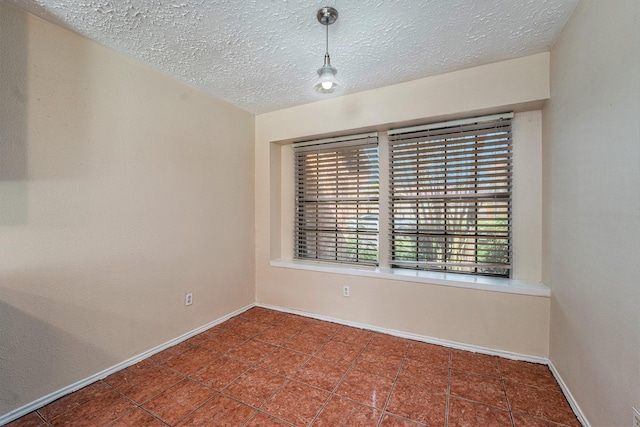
7, 307, 581, 427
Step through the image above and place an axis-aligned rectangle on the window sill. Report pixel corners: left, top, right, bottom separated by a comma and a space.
269, 259, 550, 297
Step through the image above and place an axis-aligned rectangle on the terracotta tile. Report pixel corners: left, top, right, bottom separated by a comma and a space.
335, 369, 393, 409
221, 315, 248, 329
355, 349, 403, 379
263, 380, 330, 426
232, 320, 272, 338
227, 339, 277, 364
512, 412, 558, 426
277, 314, 313, 330
163, 346, 219, 375
242, 307, 286, 324
451, 349, 500, 377
259, 347, 310, 377
505, 381, 581, 427
38, 381, 111, 421
332, 326, 374, 347
149, 341, 193, 364
109, 408, 165, 426
499, 359, 559, 389
303, 320, 342, 339
199, 331, 247, 354
447, 398, 512, 427
254, 324, 299, 345
284, 330, 330, 355
366, 334, 409, 357
224, 368, 287, 408
49, 388, 134, 427
190, 356, 251, 390
450, 370, 508, 409
5, 412, 45, 427
379, 413, 427, 426
405, 342, 450, 366
143, 379, 215, 425
104, 359, 157, 388
313, 395, 382, 427
185, 327, 221, 346
245, 412, 291, 426
177, 394, 254, 426
397, 358, 449, 393
385, 382, 446, 426
316, 340, 362, 366
116, 365, 184, 404
294, 357, 349, 392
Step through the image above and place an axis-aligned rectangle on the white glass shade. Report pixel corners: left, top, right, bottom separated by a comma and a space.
314, 65, 340, 94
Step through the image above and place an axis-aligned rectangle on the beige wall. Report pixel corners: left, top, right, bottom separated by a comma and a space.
256, 54, 551, 357
543, 0, 640, 424
0, 3, 255, 417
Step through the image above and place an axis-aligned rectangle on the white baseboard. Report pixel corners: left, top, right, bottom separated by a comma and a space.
548, 360, 590, 427
256, 303, 548, 364
0, 304, 255, 427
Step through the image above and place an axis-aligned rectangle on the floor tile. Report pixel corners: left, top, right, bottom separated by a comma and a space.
283, 330, 330, 355
313, 395, 382, 427
262, 380, 330, 426
315, 340, 362, 366
450, 370, 508, 409
184, 327, 221, 346
177, 394, 254, 426
142, 378, 215, 425
245, 412, 291, 427
451, 349, 500, 377
294, 357, 349, 392
335, 369, 393, 409
224, 368, 287, 408
37, 381, 111, 421
4, 412, 45, 427
396, 358, 449, 393
103, 359, 156, 388
447, 397, 513, 427
500, 359, 559, 390
149, 341, 193, 364
511, 412, 558, 426
48, 388, 134, 427
162, 346, 219, 375
116, 365, 184, 404
302, 320, 342, 339
109, 408, 166, 426
385, 382, 446, 426
231, 320, 272, 338
332, 326, 374, 347
258, 347, 311, 377
226, 339, 277, 365
242, 307, 287, 325
355, 349, 403, 379
505, 381, 581, 427
198, 331, 247, 354
254, 324, 299, 345
366, 334, 409, 358
189, 355, 250, 390
405, 342, 450, 366
379, 413, 427, 426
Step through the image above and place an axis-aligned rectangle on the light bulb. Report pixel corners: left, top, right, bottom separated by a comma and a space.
322, 81, 334, 90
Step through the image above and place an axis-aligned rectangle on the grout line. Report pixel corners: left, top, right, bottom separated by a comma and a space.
376, 341, 410, 427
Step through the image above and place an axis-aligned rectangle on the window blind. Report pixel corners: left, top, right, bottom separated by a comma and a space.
294, 133, 379, 266
388, 114, 513, 277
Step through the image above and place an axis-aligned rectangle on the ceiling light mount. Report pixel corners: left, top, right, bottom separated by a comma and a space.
314, 6, 340, 94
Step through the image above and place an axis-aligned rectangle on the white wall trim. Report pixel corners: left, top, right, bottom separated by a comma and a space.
548, 360, 590, 427
256, 302, 547, 364
0, 304, 255, 426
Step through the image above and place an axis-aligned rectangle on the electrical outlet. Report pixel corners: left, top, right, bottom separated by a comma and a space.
185, 292, 193, 306
342, 286, 350, 297
633, 407, 640, 427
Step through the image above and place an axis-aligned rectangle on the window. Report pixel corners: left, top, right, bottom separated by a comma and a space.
293, 133, 379, 265
388, 114, 512, 276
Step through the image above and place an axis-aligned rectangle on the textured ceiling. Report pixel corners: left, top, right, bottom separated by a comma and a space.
7, 0, 579, 114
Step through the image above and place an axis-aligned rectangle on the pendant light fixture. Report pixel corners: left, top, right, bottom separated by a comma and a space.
314, 7, 340, 94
